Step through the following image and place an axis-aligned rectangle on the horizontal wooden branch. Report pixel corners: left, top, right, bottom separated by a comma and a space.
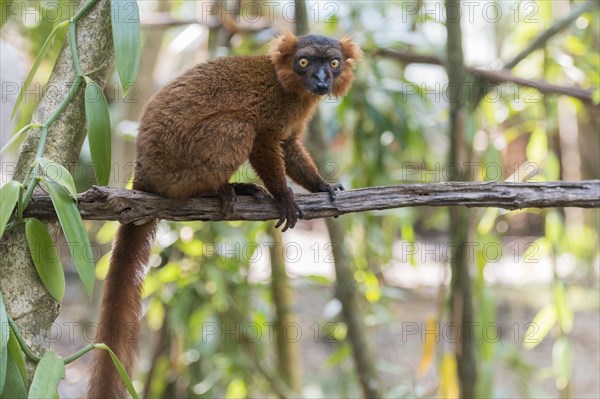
23, 181, 600, 224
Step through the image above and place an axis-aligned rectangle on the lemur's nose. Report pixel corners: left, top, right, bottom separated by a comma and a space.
315, 68, 327, 82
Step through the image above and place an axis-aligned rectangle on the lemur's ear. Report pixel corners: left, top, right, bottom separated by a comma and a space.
269, 31, 298, 61
332, 36, 362, 98
269, 31, 304, 95
339, 36, 363, 68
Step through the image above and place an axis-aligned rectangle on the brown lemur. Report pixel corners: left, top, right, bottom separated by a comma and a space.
88, 32, 362, 398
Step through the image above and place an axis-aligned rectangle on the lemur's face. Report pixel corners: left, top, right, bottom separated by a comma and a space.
270, 32, 362, 98
292, 35, 345, 95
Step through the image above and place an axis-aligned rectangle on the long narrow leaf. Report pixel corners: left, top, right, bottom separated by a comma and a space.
552, 336, 573, 390
0, 342, 6, 395
110, 0, 140, 93
553, 280, 573, 333
28, 351, 64, 399
7, 330, 27, 388
524, 304, 556, 350
35, 158, 77, 200
11, 20, 69, 121
0, 181, 21, 239
83, 77, 112, 186
25, 218, 66, 302
0, 352, 27, 399
45, 181, 95, 298
0, 123, 43, 154
94, 344, 139, 399
439, 353, 459, 399
0, 291, 8, 393
417, 315, 437, 377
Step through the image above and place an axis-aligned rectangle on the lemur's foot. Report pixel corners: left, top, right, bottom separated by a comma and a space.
230, 182, 269, 201
217, 184, 237, 219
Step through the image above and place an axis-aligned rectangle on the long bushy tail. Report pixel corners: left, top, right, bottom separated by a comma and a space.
89, 219, 158, 399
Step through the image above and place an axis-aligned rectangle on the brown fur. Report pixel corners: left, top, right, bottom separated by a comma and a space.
89, 32, 361, 398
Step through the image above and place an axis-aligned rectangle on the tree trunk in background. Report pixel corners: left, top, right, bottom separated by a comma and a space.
306, 110, 383, 397
294, 1, 381, 396
268, 224, 301, 394
445, 0, 477, 397
268, 4, 304, 387
0, 0, 114, 377
325, 218, 382, 398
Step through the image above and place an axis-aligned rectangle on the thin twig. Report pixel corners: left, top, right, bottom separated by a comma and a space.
376, 49, 594, 102
504, 0, 596, 69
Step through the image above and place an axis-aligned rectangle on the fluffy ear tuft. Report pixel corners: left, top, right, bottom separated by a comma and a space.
270, 31, 306, 96
269, 31, 298, 63
339, 36, 363, 68
332, 36, 362, 98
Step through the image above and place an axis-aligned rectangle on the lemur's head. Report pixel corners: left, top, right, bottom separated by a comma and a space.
270, 32, 362, 97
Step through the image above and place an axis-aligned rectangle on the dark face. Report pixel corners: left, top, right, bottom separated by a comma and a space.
292, 35, 345, 95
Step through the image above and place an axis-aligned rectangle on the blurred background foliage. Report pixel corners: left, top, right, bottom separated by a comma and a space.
1, 0, 598, 398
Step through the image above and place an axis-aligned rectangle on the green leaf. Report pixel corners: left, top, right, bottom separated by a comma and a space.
524, 304, 556, 349
553, 281, 573, 334
0, 181, 20, 239
325, 342, 351, 368
552, 336, 572, 390
0, 351, 27, 399
523, 237, 551, 261
545, 210, 563, 244
0, 291, 8, 393
28, 352, 64, 399
83, 77, 112, 186
525, 127, 548, 165
45, 181, 95, 298
7, 330, 27, 388
11, 20, 69, 121
25, 218, 66, 302
35, 158, 77, 200
0, 124, 43, 155
477, 292, 497, 362
110, 0, 141, 93
191, 369, 222, 395
94, 344, 139, 399
225, 378, 247, 399
400, 223, 417, 266
439, 352, 459, 398
0, 342, 6, 395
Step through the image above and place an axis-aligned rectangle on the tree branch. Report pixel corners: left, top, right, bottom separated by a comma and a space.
472, 68, 594, 102
140, 12, 270, 32
376, 49, 594, 102
504, 0, 596, 70
23, 181, 600, 223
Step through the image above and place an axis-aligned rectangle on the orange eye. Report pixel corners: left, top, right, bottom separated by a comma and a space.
298, 58, 310, 67
330, 59, 340, 68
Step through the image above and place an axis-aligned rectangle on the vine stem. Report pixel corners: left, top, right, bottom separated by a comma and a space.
7, 315, 42, 362
28, 0, 95, 160
21, 176, 41, 215
24, 0, 96, 175
8, 0, 100, 365
64, 344, 95, 364
69, 21, 82, 76
9, 314, 97, 365
74, 0, 98, 22
19, 0, 87, 210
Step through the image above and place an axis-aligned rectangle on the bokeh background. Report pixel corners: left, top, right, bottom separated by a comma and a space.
1, 1, 598, 398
